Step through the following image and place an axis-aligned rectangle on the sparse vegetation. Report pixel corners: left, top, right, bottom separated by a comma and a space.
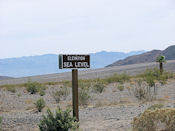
0, 66, 175, 130
105, 73, 130, 84
6, 86, 16, 93
117, 84, 124, 91
0, 117, 2, 131
138, 68, 172, 85
131, 68, 174, 101
25, 82, 39, 94
53, 86, 69, 103
132, 78, 156, 101
35, 98, 45, 112
38, 107, 79, 131
25, 81, 47, 95
132, 108, 175, 131
39, 90, 45, 96
147, 104, 163, 110
92, 82, 105, 93
79, 88, 90, 107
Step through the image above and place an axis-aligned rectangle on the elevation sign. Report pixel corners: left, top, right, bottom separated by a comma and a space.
59, 54, 90, 69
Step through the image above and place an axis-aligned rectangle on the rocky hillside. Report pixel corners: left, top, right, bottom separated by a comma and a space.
0, 76, 13, 80
107, 45, 175, 67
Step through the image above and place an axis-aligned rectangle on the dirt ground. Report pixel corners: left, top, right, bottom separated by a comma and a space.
0, 78, 175, 131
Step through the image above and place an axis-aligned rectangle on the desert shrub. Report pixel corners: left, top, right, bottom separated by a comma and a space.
134, 86, 147, 100
25, 81, 47, 94
0, 117, 2, 131
105, 73, 130, 84
147, 104, 163, 110
38, 107, 78, 131
62, 81, 72, 87
79, 88, 90, 107
138, 68, 172, 86
158, 72, 173, 85
44, 82, 59, 85
117, 84, 124, 91
79, 80, 92, 89
38, 85, 47, 96
92, 82, 105, 93
140, 68, 160, 78
145, 75, 155, 87
25, 82, 39, 94
53, 86, 69, 103
39, 90, 45, 96
53, 91, 62, 103
132, 79, 156, 101
6, 86, 16, 93
132, 108, 175, 131
35, 98, 45, 112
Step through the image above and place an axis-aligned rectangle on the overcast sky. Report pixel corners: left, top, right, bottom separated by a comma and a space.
0, 0, 175, 58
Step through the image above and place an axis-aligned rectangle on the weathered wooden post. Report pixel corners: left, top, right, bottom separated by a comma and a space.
59, 54, 90, 121
72, 69, 79, 121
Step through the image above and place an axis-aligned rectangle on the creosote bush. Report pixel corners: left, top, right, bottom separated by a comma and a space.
53, 86, 69, 103
132, 108, 175, 131
25, 82, 40, 94
92, 82, 105, 93
35, 98, 45, 112
38, 107, 79, 131
25, 81, 47, 94
79, 88, 90, 107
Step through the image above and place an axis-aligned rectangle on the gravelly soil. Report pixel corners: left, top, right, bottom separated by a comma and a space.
0, 79, 175, 131
0, 61, 175, 131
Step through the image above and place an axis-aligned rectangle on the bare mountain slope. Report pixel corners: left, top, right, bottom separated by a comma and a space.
107, 45, 175, 67
0, 76, 13, 80
0, 60, 175, 85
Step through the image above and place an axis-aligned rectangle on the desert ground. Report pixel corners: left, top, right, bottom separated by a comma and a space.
0, 60, 175, 131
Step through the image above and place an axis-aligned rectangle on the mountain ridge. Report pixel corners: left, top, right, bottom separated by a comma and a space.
0, 50, 144, 77
107, 45, 175, 67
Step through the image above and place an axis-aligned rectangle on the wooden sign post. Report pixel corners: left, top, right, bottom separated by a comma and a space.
59, 54, 90, 121
72, 69, 79, 121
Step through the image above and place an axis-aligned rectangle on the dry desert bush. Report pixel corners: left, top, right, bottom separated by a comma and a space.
132, 108, 175, 131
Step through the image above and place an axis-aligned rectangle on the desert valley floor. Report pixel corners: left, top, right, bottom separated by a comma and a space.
0, 60, 175, 131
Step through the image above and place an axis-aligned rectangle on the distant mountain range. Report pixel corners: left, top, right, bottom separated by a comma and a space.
0, 76, 13, 80
0, 50, 144, 77
107, 45, 175, 67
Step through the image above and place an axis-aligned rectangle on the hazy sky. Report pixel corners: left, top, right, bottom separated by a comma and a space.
0, 0, 175, 58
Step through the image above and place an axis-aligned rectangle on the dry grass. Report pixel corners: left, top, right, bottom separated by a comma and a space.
24, 99, 33, 104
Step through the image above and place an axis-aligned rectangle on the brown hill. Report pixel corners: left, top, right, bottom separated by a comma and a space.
107, 45, 175, 67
